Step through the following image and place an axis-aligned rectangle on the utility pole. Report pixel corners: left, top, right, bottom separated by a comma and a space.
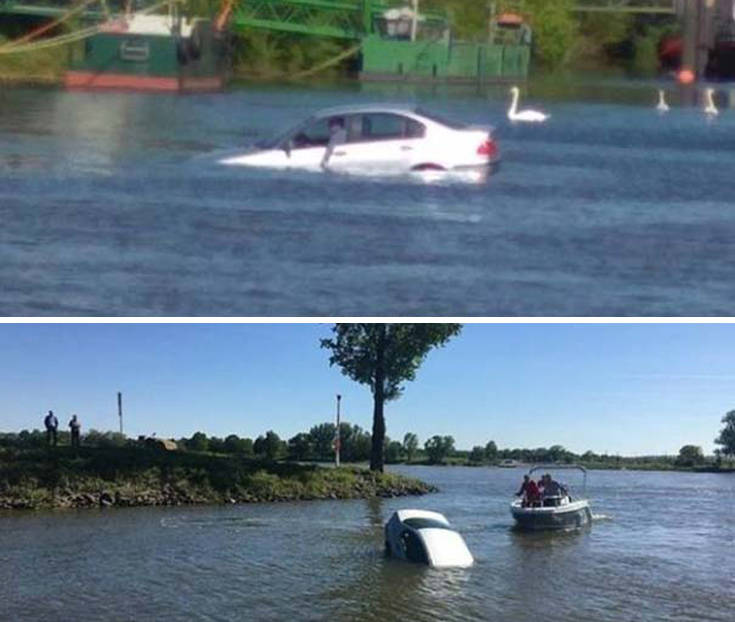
681, 0, 716, 81
117, 391, 123, 435
362, 0, 372, 34
411, 0, 419, 42
335, 394, 341, 467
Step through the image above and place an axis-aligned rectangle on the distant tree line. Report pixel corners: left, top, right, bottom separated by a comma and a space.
3, 408, 734, 470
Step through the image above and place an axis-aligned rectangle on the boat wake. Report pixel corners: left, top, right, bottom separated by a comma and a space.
591, 513, 613, 522
160, 516, 271, 529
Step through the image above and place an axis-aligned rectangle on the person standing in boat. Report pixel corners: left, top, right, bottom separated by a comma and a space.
541, 474, 567, 502
515, 475, 540, 507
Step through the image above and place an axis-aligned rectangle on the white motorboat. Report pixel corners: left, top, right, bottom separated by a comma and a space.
219, 104, 500, 173
384, 509, 473, 568
510, 465, 592, 532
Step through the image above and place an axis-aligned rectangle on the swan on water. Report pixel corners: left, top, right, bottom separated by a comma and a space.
508, 86, 549, 123
704, 88, 718, 116
656, 89, 669, 112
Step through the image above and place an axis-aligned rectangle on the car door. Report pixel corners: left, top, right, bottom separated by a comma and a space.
334, 113, 425, 172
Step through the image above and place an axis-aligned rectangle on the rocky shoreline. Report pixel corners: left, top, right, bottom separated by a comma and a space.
1, 479, 436, 511
0, 448, 437, 511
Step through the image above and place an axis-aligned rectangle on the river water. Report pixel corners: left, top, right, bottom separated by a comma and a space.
1, 466, 732, 621
2, 80, 735, 316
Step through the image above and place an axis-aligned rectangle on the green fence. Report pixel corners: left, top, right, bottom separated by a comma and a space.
361, 36, 529, 81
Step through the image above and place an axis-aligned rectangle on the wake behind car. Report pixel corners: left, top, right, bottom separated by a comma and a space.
219, 104, 499, 174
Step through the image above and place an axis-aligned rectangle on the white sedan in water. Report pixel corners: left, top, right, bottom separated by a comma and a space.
218, 104, 500, 174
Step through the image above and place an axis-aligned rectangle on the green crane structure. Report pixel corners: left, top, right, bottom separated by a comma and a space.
1, 0, 679, 28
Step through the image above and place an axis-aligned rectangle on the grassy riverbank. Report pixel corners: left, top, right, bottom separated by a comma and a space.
0, 446, 436, 511
0, 33, 68, 84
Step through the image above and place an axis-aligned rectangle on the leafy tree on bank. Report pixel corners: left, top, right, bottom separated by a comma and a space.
385, 440, 404, 464
335, 422, 371, 462
425, 435, 455, 464
321, 323, 461, 472
582, 450, 598, 462
254, 430, 286, 461
288, 432, 314, 461
468, 446, 486, 464
523, 0, 578, 70
715, 410, 735, 462
403, 433, 419, 463
714, 449, 722, 468
485, 440, 498, 462
83, 429, 127, 448
675, 445, 704, 467
208, 436, 225, 453
309, 423, 337, 458
224, 434, 253, 455
187, 431, 209, 452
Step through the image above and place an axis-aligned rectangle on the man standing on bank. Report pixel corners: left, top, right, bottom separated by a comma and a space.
69, 414, 81, 449
44, 410, 58, 447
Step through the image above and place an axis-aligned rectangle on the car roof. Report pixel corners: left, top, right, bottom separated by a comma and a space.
312, 103, 421, 118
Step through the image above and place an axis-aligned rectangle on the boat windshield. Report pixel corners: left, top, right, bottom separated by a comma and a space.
403, 518, 452, 530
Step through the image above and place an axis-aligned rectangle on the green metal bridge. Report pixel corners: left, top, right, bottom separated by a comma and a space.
0, 0, 680, 41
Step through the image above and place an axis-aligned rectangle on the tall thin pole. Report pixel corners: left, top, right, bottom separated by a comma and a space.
681, 0, 697, 77
117, 392, 123, 435
411, 0, 419, 42
362, 0, 372, 34
335, 394, 341, 467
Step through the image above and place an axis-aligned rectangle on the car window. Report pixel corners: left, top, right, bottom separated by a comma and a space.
400, 529, 429, 564
405, 118, 426, 138
346, 115, 362, 142
354, 113, 426, 142
289, 117, 335, 149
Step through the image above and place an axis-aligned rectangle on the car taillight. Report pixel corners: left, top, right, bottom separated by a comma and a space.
477, 139, 498, 157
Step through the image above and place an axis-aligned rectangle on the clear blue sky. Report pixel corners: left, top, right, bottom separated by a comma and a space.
0, 323, 730, 455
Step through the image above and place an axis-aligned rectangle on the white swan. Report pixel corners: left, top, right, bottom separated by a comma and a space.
656, 89, 669, 112
508, 86, 549, 123
704, 87, 718, 116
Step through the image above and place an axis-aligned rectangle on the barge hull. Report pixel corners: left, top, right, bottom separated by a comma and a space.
64, 71, 223, 92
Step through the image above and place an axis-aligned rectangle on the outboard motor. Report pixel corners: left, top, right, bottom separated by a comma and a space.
384, 509, 473, 568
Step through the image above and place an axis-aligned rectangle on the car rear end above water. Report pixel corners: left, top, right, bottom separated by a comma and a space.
412, 112, 500, 172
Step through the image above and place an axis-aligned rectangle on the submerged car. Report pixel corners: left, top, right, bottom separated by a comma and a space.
385, 509, 474, 568
218, 104, 499, 173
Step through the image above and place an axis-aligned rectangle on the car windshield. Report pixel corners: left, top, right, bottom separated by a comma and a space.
415, 107, 467, 129
403, 518, 452, 530
255, 119, 312, 150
